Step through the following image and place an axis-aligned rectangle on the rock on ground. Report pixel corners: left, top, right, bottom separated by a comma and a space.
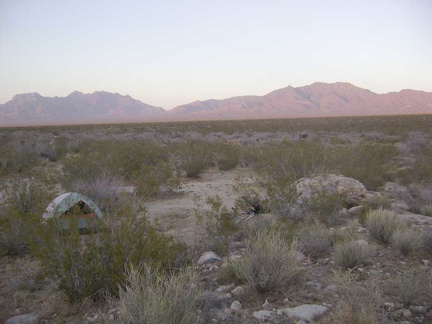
296, 174, 367, 206
277, 304, 328, 322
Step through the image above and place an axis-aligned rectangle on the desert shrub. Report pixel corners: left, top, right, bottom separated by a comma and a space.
265, 183, 306, 223
324, 270, 383, 324
388, 266, 432, 306
34, 200, 189, 303
364, 209, 404, 244
405, 183, 432, 214
296, 224, 334, 258
398, 146, 432, 185
68, 172, 127, 212
62, 140, 178, 197
300, 190, 346, 226
3, 178, 45, 214
330, 142, 397, 190
257, 140, 329, 185
194, 195, 238, 256
175, 141, 213, 178
229, 229, 304, 294
333, 240, 375, 269
420, 204, 432, 216
0, 139, 41, 175
0, 179, 48, 257
390, 228, 423, 256
0, 220, 28, 256
423, 230, 432, 254
115, 266, 200, 324
214, 142, 240, 171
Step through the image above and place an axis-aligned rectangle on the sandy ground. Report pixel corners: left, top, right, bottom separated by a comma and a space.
145, 167, 260, 245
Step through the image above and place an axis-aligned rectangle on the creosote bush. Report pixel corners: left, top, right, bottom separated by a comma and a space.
214, 142, 240, 171
333, 240, 375, 269
115, 265, 200, 324
194, 195, 238, 256
62, 140, 178, 198
364, 208, 404, 244
176, 141, 213, 178
0, 179, 48, 257
229, 229, 304, 294
34, 201, 189, 303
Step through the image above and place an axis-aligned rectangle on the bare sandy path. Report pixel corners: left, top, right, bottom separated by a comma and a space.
145, 168, 259, 245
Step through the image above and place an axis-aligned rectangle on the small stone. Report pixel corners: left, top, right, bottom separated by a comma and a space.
198, 251, 221, 266
252, 310, 273, 321
383, 302, 394, 310
402, 309, 412, 318
216, 283, 235, 292
329, 261, 336, 266
422, 260, 429, 266
306, 281, 322, 290
395, 303, 404, 310
283, 298, 289, 304
324, 284, 338, 292
230, 301, 242, 312
262, 299, 271, 310
108, 315, 114, 321
231, 286, 245, 296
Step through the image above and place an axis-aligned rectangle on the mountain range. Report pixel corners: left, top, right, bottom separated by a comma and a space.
1, 82, 432, 126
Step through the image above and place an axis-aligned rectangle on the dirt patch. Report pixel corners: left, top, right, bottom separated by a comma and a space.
145, 167, 260, 245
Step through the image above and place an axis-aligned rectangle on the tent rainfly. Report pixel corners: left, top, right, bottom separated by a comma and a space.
42, 192, 103, 230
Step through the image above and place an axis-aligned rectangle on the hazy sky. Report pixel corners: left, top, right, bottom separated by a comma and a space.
1, 0, 431, 109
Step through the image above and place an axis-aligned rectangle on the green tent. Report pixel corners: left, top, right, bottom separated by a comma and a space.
42, 192, 103, 230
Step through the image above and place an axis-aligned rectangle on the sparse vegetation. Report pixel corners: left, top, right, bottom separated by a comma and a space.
115, 265, 200, 324
364, 208, 404, 244
390, 227, 423, 256
229, 229, 304, 294
34, 201, 189, 303
333, 239, 375, 269
1, 115, 432, 322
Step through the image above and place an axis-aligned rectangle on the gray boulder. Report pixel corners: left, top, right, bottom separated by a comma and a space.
5, 313, 39, 324
296, 174, 367, 206
277, 304, 328, 321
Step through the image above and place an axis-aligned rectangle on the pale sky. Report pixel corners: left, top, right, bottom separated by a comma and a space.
1, 0, 431, 109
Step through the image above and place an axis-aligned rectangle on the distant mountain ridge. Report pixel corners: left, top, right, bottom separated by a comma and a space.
1, 83, 432, 126
0, 91, 164, 125
167, 82, 432, 120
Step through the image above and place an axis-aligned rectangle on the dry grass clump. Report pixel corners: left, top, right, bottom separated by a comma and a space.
364, 208, 404, 244
387, 266, 432, 306
323, 271, 383, 324
115, 266, 200, 324
229, 229, 304, 294
333, 240, 375, 269
390, 228, 423, 256
296, 224, 334, 258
